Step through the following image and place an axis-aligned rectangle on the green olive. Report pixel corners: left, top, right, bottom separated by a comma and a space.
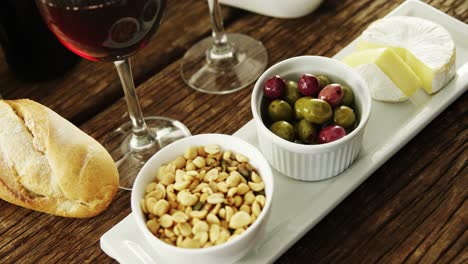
342, 85, 354, 106
302, 98, 333, 124
268, 99, 293, 122
270, 121, 295, 141
334, 105, 356, 128
284, 81, 301, 106
296, 119, 317, 144
317, 75, 330, 89
294, 96, 312, 120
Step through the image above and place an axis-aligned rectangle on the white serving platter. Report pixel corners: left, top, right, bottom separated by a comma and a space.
100, 1, 468, 263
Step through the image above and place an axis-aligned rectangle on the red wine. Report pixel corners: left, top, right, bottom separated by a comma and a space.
35, 0, 166, 62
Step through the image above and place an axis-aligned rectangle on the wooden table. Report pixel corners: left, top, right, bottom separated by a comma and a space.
0, 0, 467, 263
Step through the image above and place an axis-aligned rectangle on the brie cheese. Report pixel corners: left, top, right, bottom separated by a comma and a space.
357, 16, 456, 94
343, 48, 421, 102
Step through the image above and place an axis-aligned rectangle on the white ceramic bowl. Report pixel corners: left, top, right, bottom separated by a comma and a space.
131, 134, 274, 264
251, 56, 372, 181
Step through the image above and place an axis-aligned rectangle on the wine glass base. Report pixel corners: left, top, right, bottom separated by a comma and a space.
104, 116, 191, 191
180, 33, 268, 94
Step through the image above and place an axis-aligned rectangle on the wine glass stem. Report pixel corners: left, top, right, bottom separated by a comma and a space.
207, 0, 235, 58
114, 59, 155, 149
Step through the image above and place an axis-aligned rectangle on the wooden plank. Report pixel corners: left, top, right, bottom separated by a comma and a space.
0, 0, 466, 263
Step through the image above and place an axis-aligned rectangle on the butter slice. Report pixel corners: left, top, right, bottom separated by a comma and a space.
343, 48, 422, 102
357, 16, 456, 94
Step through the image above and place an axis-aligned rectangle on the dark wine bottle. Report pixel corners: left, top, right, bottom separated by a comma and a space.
0, 0, 80, 81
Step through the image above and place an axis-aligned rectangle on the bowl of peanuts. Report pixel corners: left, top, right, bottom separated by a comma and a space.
131, 133, 274, 264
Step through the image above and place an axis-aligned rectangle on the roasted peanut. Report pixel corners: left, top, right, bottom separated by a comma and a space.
172, 211, 189, 223
235, 153, 249, 163
192, 221, 209, 235
207, 214, 220, 225
237, 183, 250, 195
222, 151, 231, 161
154, 199, 170, 216
216, 181, 228, 193
184, 146, 198, 160
205, 168, 219, 182
239, 204, 251, 215
251, 171, 262, 183
194, 231, 209, 245
159, 214, 173, 228
252, 201, 261, 217
227, 187, 238, 198
193, 156, 206, 168
248, 181, 265, 192
207, 193, 225, 204
209, 224, 220, 244
229, 211, 251, 229
145, 182, 157, 193
244, 191, 256, 205
256, 195, 266, 208
142, 145, 267, 249
146, 219, 160, 234
204, 144, 220, 155
172, 156, 186, 170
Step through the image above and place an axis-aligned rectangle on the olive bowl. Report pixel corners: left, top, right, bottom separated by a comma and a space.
251, 56, 372, 181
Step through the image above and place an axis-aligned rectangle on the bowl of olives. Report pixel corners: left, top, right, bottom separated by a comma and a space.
251, 56, 371, 181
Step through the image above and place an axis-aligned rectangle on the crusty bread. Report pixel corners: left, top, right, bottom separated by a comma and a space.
0, 99, 118, 217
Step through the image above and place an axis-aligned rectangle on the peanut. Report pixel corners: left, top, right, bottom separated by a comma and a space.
153, 199, 170, 217
204, 144, 220, 154
172, 156, 186, 170
193, 156, 206, 168
248, 181, 265, 192
207, 193, 225, 204
158, 214, 173, 228
184, 146, 198, 160
229, 211, 251, 229
142, 145, 267, 249
207, 214, 220, 225
146, 219, 160, 234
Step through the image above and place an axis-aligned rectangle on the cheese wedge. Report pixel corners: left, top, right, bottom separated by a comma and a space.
355, 64, 407, 102
357, 16, 456, 94
343, 48, 422, 102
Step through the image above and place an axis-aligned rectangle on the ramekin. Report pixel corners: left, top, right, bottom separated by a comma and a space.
131, 134, 274, 264
251, 56, 371, 181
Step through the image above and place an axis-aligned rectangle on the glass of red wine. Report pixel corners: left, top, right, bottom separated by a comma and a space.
180, 0, 268, 94
35, 0, 191, 190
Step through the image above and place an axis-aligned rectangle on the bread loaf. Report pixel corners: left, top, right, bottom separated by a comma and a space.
0, 99, 118, 217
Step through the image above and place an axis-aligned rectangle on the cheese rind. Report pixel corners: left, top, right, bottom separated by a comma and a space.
357, 16, 456, 94
342, 48, 421, 102
355, 64, 408, 102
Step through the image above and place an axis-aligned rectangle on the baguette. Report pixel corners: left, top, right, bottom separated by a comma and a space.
0, 99, 118, 217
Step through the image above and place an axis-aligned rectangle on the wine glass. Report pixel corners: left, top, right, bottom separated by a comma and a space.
180, 0, 268, 94
35, 0, 191, 190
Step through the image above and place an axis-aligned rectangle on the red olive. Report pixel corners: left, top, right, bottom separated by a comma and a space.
298, 74, 320, 97
317, 125, 346, 144
318, 84, 344, 108
264, 75, 286, 99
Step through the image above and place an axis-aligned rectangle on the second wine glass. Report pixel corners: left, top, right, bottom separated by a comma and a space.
180, 0, 268, 94
35, 0, 191, 190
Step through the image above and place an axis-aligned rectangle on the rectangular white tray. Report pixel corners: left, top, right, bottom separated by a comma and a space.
100, 1, 468, 263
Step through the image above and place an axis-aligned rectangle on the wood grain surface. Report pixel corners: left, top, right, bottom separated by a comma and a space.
0, 0, 467, 263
